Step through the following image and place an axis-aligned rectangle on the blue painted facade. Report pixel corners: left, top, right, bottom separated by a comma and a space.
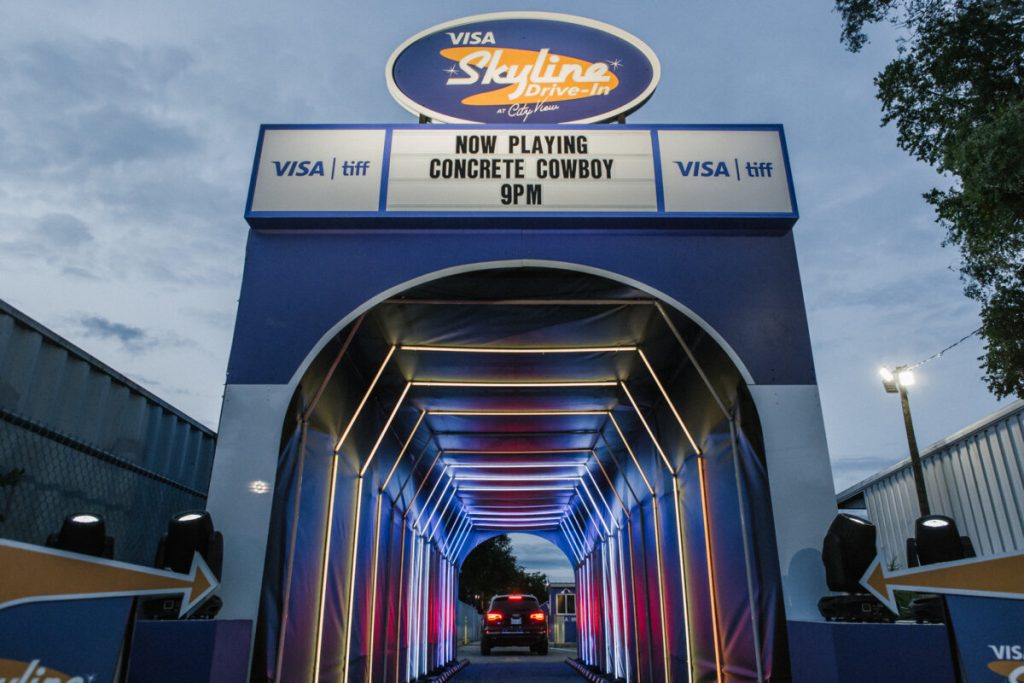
227, 229, 815, 388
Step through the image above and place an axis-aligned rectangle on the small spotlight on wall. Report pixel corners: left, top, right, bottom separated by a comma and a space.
142, 510, 223, 620
817, 513, 893, 622
46, 513, 114, 558
248, 480, 270, 494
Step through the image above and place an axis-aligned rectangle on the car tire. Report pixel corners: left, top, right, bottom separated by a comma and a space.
480, 640, 491, 656
537, 641, 548, 656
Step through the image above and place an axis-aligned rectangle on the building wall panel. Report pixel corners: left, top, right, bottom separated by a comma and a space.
0, 299, 217, 564
842, 401, 1024, 567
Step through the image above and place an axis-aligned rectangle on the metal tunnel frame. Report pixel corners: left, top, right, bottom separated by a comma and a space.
199, 195, 851, 683
252, 268, 789, 683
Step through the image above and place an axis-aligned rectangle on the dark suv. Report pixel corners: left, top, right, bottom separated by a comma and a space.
480, 594, 549, 655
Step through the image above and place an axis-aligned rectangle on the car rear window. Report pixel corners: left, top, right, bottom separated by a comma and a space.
491, 597, 541, 610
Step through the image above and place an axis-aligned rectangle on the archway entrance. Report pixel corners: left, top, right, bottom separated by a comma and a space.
253, 265, 791, 682
457, 532, 571, 654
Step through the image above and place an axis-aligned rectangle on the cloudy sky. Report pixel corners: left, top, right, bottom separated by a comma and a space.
1, 1, 1014, 582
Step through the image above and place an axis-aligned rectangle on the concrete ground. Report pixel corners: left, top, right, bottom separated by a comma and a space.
453, 642, 582, 681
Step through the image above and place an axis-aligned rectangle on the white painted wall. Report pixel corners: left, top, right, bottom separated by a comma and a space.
750, 384, 837, 621
206, 383, 292, 622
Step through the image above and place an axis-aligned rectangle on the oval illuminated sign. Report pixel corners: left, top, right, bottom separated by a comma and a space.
386, 12, 661, 124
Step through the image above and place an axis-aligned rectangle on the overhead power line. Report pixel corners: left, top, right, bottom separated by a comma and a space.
906, 328, 982, 371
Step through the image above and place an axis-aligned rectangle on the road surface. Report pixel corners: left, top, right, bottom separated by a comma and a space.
453, 642, 582, 681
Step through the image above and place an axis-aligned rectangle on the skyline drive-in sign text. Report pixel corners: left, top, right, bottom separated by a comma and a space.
246, 124, 798, 229
386, 12, 660, 124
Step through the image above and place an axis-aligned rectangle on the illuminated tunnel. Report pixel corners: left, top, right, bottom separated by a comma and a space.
207, 230, 838, 683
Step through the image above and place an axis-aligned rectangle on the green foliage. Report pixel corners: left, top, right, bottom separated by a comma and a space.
518, 569, 550, 605
836, 0, 1024, 397
835, 0, 899, 52
458, 534, 550, 611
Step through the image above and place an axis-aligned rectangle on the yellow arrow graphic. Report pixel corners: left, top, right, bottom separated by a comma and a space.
860, 550, 1024, 614
0, 539, 218, 617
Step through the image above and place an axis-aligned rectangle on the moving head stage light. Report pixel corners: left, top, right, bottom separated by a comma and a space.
907, 514, 976, 567
46, 513, 114, 558
905, 514, 976, 624
142, 510, 223, 620
157, 511, 224, 576
818, 513, 893, 623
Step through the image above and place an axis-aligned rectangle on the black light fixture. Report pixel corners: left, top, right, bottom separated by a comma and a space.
156, 510, 223, 577
907, 514, 975, 567
46, 513, 114, 558
142, 510, 223, 620
822, 513, 876, 592
904, 514, 976, 623
817, 513, 893, 622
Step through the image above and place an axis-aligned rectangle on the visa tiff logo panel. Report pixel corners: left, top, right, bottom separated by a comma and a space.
249, 129, 384, 212
386, 12, 660, 124
658, 130, 794, 214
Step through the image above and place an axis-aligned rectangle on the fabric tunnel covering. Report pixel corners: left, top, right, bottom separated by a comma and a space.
254, 267, 791, 682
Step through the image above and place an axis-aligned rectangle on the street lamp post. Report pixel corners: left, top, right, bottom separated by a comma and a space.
880, 366, 931, 516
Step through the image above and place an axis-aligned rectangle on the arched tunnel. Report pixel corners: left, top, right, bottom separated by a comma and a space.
251, 266, 792, 682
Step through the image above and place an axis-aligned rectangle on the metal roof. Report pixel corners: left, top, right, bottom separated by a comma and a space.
0, 298, 216, 490
837, 399, 1024, 506
836, 399, 1024, 565
0, 298, 215, 437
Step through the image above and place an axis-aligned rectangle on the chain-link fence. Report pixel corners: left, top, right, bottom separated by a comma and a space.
0, 409, 207, 566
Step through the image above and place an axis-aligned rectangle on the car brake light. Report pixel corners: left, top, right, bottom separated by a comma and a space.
509, 595, 522, 600
486, 612, 502, 622
530, 611, 545, 621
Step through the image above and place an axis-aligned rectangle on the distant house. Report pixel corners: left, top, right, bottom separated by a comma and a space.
547, 581, 577, 644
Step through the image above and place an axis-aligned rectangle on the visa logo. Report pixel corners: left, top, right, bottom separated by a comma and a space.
270, 159, 371, 179
674, 160, 730, 178
273, 160, 325, 177
990, 644, 1024, 660
446, 31, 495, 45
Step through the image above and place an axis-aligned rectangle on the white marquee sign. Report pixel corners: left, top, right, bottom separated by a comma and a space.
246, 124, 797, 229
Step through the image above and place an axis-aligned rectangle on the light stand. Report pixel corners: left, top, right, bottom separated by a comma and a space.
879, 366, 930, 515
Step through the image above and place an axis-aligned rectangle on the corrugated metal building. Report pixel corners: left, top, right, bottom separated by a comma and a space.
0, 298, 217, 565
837, 400, 1024, 567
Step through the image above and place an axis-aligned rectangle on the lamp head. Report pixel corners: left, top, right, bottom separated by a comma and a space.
879, 367, 898, 393
880, 366, 915, 392
914, 515, 963, 565
162, 510, 217, 575
51, 512, 111, 557
822, 513, 877, 593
